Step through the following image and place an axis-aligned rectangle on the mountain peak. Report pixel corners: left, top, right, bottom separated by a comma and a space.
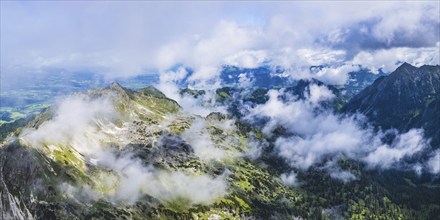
100, 82, 132, 103
106, 81, 130, 94
395, 62, 417, 73
109, 81, 124, 89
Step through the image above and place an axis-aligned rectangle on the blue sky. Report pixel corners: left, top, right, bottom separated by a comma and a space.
1, 1, 439, 83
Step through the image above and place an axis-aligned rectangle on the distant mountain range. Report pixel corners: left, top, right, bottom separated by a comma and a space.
0, 65, 384, 124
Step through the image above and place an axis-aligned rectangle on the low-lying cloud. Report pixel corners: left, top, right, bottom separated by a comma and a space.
245, 85, 439, 180
280, 171, 300, 187
362, 129, 429, 169
156, 67, 227, 117
181, 119, 227, 162
426, 150, 440, 174
19, 93, 228, 205
63, 149, 227, 205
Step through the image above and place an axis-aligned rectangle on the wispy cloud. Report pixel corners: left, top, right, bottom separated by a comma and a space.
20, 93, 228, 205
244, 85, 439, 181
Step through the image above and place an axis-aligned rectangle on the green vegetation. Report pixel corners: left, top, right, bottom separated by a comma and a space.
1, 79, 439, 219
180, 88, 206, 98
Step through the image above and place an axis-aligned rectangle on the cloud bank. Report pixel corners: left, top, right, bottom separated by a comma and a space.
19, 93, 228, 205
2, 1, 439, 86
245, 85, 439, 180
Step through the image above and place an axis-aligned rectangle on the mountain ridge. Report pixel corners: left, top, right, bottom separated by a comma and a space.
0, 84, 310, 219
344, 63, 440, 147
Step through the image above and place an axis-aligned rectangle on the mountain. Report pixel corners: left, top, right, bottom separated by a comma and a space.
344, 63, 440, 147
0, 83, 312, 219
0, 70, 159, 124
0, 65, 383, 125
1, 82, 439, 219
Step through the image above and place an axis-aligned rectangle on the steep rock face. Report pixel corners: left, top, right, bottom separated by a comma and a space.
1, 142, 43, 220
344, 63, 440, 147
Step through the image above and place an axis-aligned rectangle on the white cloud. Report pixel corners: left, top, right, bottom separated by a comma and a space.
89, 151, 228, 204
351, 45, 440, 73
312, 65, 361, 85
248, 86, 338, 137
308, 84, 335, 104
20, 94, 117, 153
181, 120, 227, 162
156, 67, 189, 101
187, 66, 221, 83
329, 170, 357, 183
274, 125, 366, 170
224, 50, 268, 69
296, 48, 346, 66
363, 129, 428, 169
2, 1, 438, 83
371, 2, 439, 45
60, 151, 228, 205
323, 160, 358, 183
156, 67, 227, 117
270, 47, 346, 72
244, 137, 268, 160
156, 21, 263, 81
159, 66, 189, 84
280, 171, 299, 187
246, 87, 435, 180
237, 73, 255, 88
425, 150, 440, 175
272, 49, 361, 85
20, 92, 228, 205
